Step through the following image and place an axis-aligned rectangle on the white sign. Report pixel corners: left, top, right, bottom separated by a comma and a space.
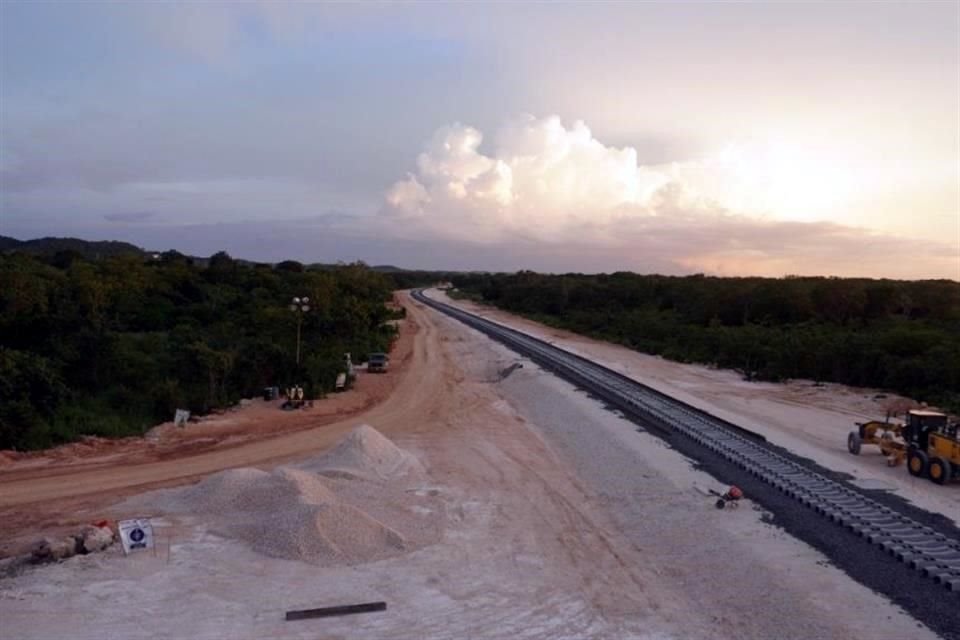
174, 409, 190, 427
118, 518, 155, 554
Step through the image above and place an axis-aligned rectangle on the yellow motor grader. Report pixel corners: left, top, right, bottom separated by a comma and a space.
848, 410, 960, 485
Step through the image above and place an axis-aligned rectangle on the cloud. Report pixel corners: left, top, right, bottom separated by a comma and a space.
602, 214, 959, 279
384, 115, 959, 279
103, 211, 157, 223
385, 115, 672, 241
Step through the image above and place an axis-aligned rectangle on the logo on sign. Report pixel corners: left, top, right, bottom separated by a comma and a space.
118, 518, 155, 554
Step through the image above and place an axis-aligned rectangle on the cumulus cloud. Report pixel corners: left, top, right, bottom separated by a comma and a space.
386, 124, 513, 215
384, 115, 958, 279
385, 115, 673, 240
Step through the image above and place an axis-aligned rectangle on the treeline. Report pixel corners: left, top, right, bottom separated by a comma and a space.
0, 250, 399, 450
451, 271, 960, 413
388, 270, 459, 290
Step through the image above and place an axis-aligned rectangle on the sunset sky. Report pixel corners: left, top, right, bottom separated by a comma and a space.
1, 2, 958, 279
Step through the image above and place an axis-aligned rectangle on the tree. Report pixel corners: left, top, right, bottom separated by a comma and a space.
451, 270, 960, 414
0, 250, 401, 449
0, 348, 68, 449
276, 260, 304, 273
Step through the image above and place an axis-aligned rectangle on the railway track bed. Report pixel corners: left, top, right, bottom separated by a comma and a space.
414, 289, 960, 636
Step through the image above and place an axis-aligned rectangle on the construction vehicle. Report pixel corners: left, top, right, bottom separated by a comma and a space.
848, 410, 960, 485
281, 385, 307, 410
847, 415, 907, 466
904, 410, 960, 485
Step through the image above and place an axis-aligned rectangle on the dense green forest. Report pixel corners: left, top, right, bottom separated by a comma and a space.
451, 271, 960, 414
0, 249, 400, 450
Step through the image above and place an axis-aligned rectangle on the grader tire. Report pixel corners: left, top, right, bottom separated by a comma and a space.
847, 431, 862, 455
907, 449, 928, 478
928, 458, 951, 485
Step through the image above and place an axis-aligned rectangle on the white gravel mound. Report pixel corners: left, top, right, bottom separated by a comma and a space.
301, 424, 425, 481
184, 467, 275, 510
114, 427, 438, 566
158, 466, 408, 565
220, 469, 407, 565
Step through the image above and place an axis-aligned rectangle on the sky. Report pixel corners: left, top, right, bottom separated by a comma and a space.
1, 1, 958, 279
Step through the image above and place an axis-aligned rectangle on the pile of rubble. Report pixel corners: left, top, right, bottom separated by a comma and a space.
32, 522, 115, 563
0, 522, 116, 577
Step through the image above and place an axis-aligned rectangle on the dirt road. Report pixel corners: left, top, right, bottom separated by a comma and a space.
0, 294, 438, 554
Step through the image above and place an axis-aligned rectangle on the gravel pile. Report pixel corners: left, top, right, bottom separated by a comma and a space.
176, 466, 405, 565
300, 423, 425, 481
124, 425, 437, 566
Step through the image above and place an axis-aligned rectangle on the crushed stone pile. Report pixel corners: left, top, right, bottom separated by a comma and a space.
181, 467, 406, 565
117, 425, 439, 566
299, 423, 426, 481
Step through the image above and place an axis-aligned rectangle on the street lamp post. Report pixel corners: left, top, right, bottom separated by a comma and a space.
290, 296, 310, 366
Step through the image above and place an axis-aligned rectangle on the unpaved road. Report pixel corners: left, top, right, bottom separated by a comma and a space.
0, 296, 430, 554
0, 290, 939, 640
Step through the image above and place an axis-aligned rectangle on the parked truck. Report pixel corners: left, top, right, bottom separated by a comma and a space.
367, 352, 389, 373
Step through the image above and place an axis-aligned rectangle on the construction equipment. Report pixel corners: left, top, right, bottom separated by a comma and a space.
281, 385, 306, 410
848, 415, 907, 466
848, 410, 960, 485
904, 410, 960, 485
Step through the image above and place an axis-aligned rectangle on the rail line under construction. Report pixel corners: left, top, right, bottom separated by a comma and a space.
412, 289, 960, 594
